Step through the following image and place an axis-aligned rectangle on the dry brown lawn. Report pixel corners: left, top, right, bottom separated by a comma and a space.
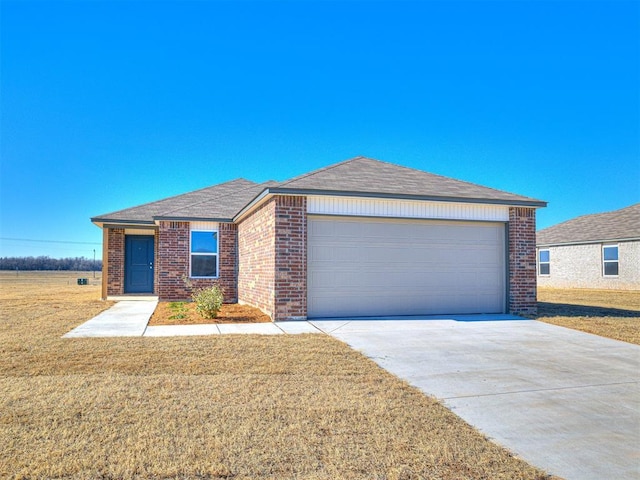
0, 271, 553, 479
149, 301, 271, 325
537, 287, 640, 345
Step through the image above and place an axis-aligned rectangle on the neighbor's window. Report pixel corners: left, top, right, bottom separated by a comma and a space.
538, 249, 550, 275
190, 230, 218, 277
602, 245, 619, 276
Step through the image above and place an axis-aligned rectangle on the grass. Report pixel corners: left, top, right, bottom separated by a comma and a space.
537, 287, 640, 345
0, 271, 552, 479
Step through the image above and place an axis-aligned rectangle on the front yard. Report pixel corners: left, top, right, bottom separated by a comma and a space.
537, 287, 640, 345
0, 271, 553, 479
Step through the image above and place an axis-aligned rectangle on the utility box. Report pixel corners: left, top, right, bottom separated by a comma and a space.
77, 278, 88, 285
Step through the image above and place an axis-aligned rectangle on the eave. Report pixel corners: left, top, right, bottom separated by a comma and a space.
536, 237, 640, 248
234, 187, 547, 223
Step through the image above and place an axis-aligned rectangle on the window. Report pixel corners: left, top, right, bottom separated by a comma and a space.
603, 245, 618, 276
538, 249, 550, 275
190, 230, 218, 277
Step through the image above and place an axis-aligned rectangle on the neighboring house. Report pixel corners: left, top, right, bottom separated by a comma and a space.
92, 156, 546, 320
536, 203, 640, 290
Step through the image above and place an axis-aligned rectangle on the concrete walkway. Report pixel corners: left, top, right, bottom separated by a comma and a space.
309, 317, 640, 480
64, 301, 158, 337
63, 301, 321, 338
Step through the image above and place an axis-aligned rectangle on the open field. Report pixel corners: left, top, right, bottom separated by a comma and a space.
537, 287, 640, 345
0, 271, 552, 479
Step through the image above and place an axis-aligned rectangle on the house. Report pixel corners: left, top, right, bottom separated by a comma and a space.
536, 203, 640, 290
92, 156, 546, 320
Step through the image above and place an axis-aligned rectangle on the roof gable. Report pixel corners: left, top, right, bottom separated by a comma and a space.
537, 203, 640, 246
274, 156, 545, 206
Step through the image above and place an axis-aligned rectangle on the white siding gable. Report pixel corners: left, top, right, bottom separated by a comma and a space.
307, 196, 509, 222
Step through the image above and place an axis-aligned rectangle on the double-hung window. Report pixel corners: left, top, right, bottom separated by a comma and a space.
602, 245, 618, 276
538, 249, 550, 275
190, 230, 218, 278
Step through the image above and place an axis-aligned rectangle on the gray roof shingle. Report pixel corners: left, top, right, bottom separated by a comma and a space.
273, 156, 545, 206
92, 178, 266, 224
92, 156, 545, 225
537, 203, 640, 246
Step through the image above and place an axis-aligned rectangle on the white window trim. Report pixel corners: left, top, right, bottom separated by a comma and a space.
602, 244, 619, 277
538, 249, 550, 276
190, 229, 219, 279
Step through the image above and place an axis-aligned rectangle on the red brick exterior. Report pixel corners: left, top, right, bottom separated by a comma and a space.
237, 195, 307, 321
237, 199, 276, 317
106, 228, 125, 296
508, 207, 538, 315
155, 221, 237, 302
274, 196, 307, 320
156, 221, 238, 303
103, 198, 536, 320
218, 223, 238, 302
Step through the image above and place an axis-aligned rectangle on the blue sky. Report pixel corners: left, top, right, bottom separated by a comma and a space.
1, 0, 638, 259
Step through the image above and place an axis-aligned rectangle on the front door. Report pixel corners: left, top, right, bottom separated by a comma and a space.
125, 235, 154, 293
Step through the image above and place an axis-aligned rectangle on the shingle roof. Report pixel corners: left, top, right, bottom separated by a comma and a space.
92, 156, 545, 226
537, 203, 640, 246
91, 178, 267, 224
272, 156, 545, 206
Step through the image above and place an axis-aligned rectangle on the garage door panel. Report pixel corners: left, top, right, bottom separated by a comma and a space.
308, 216, 506, 317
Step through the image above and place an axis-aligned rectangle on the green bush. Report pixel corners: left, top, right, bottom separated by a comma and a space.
191, 284, 224, 319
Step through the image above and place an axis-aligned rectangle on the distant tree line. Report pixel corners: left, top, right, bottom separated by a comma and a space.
0, 256, 102, 271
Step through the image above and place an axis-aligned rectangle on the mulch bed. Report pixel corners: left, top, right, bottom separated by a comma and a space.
148, 302, 271, 326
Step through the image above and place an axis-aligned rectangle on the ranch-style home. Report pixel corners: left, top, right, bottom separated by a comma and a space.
537, 203, 640, 290
92, 156, 546, 320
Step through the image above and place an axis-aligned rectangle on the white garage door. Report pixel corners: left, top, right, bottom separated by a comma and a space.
307, 216, 506, 318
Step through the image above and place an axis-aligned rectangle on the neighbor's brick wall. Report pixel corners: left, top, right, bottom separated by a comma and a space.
508, 207, 537, 315
156, 221, 237, 301
537, 241, 640, 290
274, 196, 307, 320
106, 228, 125, 296
237, 199, 276, 318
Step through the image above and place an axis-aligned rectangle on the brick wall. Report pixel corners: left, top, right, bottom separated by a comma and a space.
508, 207, 537, 315
274, 196, 307, 320
237, 199, 276, 317
537, 241, 640, 290
106, 228, 125, 296
218, 223, 238, 301
156, 221, 237, 301
237, 195, 308, 321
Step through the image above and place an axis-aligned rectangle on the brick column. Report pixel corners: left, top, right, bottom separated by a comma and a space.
157, 221, 190, 300
218, 223, 238, 302
274, 195, 307, 320
106, 228, 125, 296
508, 207, 537, 315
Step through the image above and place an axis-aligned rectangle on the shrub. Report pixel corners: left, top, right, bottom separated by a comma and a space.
168, 301, 188, 320
191, 284, 224, 319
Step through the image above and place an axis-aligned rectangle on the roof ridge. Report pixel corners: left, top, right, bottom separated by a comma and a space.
157, 179, 274, 217
94, 178, 256, 219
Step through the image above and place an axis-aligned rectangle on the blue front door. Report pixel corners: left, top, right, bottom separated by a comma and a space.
125, 235, 154, 293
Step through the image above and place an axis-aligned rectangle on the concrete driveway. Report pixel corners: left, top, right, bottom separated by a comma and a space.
310, 316, 640, 480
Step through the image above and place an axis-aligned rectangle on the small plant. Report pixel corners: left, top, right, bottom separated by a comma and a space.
191, 284, 224, 319
168, 301, 188, 320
